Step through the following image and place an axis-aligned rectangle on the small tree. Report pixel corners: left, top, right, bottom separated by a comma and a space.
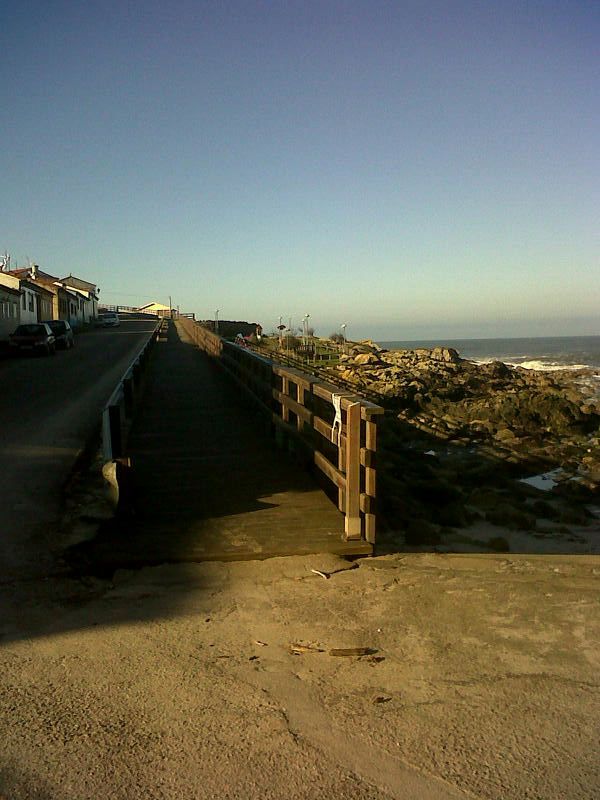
329, 332, 344, 344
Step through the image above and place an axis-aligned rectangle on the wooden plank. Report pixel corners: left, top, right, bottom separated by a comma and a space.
314, 450, 346, 491
360, 448, 375, 468
360, 403, 385, 419
344, 402, 362, 540
136, 539, 373, 563
364, 419, 377, 499
313, 381, 337, 403
272, 389, 312, 423
313, 383, 363, 409
313, 414, 346, 450
337, 415, 345, 513
365, 514, 376, 544
272, 365, 317, 389
313, 415, 329, 440
360, 493, 375, 515
365, 419, 377, 450
365, 467, 376, 501
297, 384, 305, 432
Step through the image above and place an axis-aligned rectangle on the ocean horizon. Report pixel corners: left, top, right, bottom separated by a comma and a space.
377, 335, 600, 372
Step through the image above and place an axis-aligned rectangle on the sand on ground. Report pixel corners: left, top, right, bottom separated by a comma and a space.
1, 551, 598, 800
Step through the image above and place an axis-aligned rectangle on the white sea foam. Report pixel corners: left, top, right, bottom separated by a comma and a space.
470, 357, 587, 371
512, 360, 590, 372
471, 356, 600, 403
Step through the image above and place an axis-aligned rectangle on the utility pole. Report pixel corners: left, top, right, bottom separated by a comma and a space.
215, 309, 219, 335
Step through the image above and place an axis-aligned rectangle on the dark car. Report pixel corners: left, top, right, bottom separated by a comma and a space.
9, 323, 56, 355
42, 319, 74, 349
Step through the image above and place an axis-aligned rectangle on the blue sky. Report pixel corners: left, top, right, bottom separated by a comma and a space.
2, 1, 598, 339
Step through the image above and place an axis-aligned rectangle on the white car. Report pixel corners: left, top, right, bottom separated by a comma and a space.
97, 312, 120, 327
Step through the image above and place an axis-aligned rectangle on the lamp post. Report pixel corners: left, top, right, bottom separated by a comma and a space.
341, 323, 347, 352
303, 313, 310, 347
215, 309, 219, 335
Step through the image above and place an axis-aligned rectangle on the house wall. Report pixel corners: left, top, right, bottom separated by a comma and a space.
79, 293, 96, 322
0, 287, 20, 341
61, 277, 99, 323
36, 292, 53, 321
65, 294, 83, 328
19, 287, 38, 325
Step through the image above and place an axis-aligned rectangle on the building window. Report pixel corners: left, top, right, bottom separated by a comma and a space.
28, 294, 34, 311
22, 294, 26, 310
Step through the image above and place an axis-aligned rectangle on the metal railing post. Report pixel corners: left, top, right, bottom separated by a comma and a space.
103, 404, 122, 460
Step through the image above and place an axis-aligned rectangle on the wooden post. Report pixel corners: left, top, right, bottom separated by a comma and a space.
338, 429, 346, 512
282, 376, 290, 423
364, 419, 377, 543
344, 402, 362, 539
297, 383, 305, 432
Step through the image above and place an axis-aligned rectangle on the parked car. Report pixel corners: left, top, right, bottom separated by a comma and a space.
42, 319, 74, 349
9, 323, 56, 355
96, 312, 120, 328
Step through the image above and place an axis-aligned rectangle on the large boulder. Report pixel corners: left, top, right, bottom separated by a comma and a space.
430, 347, 461, 363
353, 352, 382, 366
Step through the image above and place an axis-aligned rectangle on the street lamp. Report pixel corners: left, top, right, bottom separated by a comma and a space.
303, 313, 310, 347
215, 308, 219, 335
341, 323, 347, 353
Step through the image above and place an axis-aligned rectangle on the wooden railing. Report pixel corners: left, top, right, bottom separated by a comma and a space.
178, 318, 384, 545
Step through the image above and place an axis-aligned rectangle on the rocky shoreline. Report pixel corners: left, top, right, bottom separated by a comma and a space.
329, 342, 600, 551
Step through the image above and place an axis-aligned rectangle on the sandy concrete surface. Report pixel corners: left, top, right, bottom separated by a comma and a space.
1, 551, 598, 799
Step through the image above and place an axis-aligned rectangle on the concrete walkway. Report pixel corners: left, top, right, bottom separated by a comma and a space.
80, 321, 366, 570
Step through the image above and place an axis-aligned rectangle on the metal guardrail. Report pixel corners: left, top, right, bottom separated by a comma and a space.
177, 318, 384, 545
102, 319, 166, 461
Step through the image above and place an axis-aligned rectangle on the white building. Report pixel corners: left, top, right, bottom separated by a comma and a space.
0, 275, 21, 342
60, 274, 99, 324
138, 302, 172, 317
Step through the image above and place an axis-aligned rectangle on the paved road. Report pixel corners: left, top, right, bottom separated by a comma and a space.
0, 319, 157, 580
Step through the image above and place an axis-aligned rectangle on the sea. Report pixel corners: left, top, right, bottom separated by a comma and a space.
378, 335, 600, 397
